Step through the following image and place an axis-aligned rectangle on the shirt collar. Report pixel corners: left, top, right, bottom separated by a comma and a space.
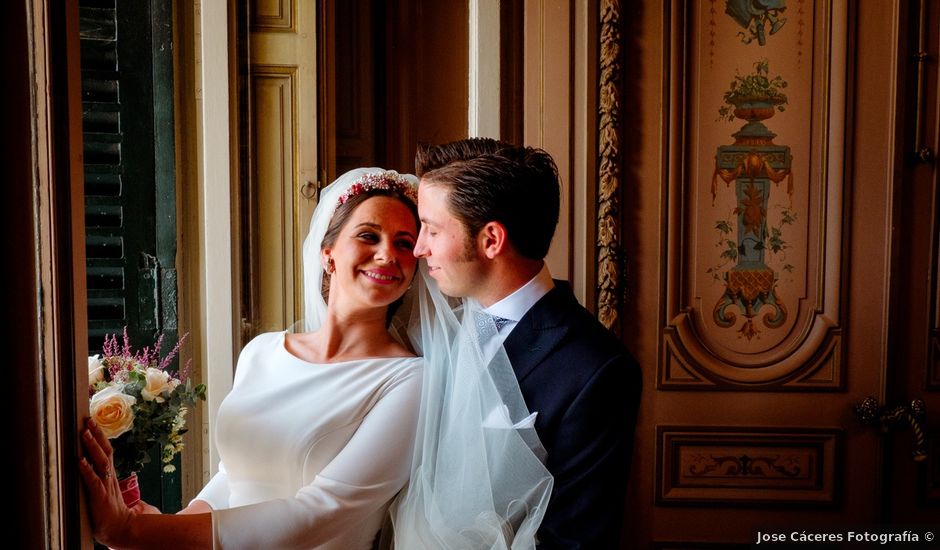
482, 263, 554, 322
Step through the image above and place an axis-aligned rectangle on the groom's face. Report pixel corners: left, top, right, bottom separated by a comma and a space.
414, 181, 485, 298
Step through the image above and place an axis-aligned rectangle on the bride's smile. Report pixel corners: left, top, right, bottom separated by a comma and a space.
361, 267, 401, 284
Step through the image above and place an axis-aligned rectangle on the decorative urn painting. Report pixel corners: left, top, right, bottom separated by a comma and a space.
709, 59, 793, 342
662, 0, 845, 389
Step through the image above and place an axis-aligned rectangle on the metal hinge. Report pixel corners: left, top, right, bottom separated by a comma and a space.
138, 253, 178, 333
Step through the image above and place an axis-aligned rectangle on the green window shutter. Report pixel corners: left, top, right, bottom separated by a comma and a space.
80, 0, 182, 513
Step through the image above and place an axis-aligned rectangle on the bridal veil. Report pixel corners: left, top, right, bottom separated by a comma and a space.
303, 168, 553, 549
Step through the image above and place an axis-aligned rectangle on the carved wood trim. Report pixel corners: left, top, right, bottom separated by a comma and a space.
597, 0, 622, 330
252, 0, 293, 32
656, 426, 842, 506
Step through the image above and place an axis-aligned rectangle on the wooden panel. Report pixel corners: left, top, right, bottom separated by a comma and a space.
931, 333, 940, 389
657, 427, 841, 506
244, 0, 316, 345
382, 1, 469, 175
660, 0, 847, 390
252, 67, 298, 333
524, 0, 572, 282
333, 0, 375, 173
252, 0, 293, 31
925, 435, 940, 504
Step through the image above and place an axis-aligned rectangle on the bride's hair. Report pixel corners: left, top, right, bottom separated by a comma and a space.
320, 188, 419, 251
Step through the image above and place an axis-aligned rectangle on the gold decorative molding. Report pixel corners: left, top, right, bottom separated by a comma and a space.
657, 426, 841, 506
596, 0, 621, 329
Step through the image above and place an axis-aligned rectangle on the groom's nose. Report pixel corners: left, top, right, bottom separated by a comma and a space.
413, 230, 429, 258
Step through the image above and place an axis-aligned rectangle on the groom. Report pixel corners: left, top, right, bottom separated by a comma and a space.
412, 138, 641, 548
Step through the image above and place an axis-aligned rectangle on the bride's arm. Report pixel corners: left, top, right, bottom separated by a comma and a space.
177, 500, 212, 515
79, 420, 212, 549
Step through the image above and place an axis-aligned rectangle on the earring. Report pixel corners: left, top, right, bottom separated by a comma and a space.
325, 258, 335, 274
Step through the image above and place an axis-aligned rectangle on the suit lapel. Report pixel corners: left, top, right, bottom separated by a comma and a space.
503, 284, 573, 383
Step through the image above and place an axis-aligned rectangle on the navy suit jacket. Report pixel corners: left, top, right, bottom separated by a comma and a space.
503, 282, 641, 549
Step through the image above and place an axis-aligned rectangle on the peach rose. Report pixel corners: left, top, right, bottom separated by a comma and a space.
141, 367, 180, 403
90, 385, 136, 439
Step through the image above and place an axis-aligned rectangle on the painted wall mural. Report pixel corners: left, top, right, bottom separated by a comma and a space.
709, 59, 793, 342
661, 0, 846, 389
724, 0, 788, 45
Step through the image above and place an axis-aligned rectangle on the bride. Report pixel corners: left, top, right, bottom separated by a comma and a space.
80, 167, 551, 549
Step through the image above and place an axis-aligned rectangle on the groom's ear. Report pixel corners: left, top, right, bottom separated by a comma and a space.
478, 221, 508, 259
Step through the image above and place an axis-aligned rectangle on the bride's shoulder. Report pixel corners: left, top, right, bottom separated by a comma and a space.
381, 355, 424, 391
240, 331, 287, 355
380, 342, 423, 366
388, 354, 424, 378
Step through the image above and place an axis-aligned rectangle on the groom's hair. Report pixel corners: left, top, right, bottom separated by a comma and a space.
415, 138, 560, 260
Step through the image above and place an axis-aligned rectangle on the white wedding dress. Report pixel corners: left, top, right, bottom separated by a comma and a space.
194, 331, 423, 549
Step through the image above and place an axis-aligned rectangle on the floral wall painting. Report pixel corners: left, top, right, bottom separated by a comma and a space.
709, 59, 793, 342
708, 1, 807, 68
661, 0, 847, 388
724, 0, 788, 45
696, 40, 808, 356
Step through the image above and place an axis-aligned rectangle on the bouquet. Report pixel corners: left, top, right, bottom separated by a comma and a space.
88, 328, 207, 483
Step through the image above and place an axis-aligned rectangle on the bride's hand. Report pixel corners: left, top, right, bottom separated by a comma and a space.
130, 500, 161, 515
78, 418, 136, 547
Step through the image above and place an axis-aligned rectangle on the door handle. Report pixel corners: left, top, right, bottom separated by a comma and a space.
854, 396, 927, 461
300, 181, 319, 201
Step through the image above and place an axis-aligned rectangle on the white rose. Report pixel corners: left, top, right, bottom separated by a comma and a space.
88, 355, 106, 387
90, 385, 136, 439
141, 367, 179, 403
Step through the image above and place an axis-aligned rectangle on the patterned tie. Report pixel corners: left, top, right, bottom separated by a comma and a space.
474, 311, 511, 338
491, 315, 511, 331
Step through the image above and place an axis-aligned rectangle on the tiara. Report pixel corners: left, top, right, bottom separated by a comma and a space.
337, 171, 418, 207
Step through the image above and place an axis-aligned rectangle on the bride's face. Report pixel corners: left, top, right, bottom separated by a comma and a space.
323, 196, 418, 310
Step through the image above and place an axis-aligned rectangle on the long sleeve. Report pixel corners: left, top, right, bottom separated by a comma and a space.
210, 367, 422, 549
191, 462, 230, 510
536, 354, 640, 549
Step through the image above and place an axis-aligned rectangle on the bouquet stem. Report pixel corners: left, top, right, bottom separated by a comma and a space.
119, 473, 141, 508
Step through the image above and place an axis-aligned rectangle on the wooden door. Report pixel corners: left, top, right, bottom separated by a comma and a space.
885, 0, 940, 523
239, 0, 319, 341
621, 1, 937, 546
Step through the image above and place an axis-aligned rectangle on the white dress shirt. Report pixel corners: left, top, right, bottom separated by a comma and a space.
471, 263, 555, 365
